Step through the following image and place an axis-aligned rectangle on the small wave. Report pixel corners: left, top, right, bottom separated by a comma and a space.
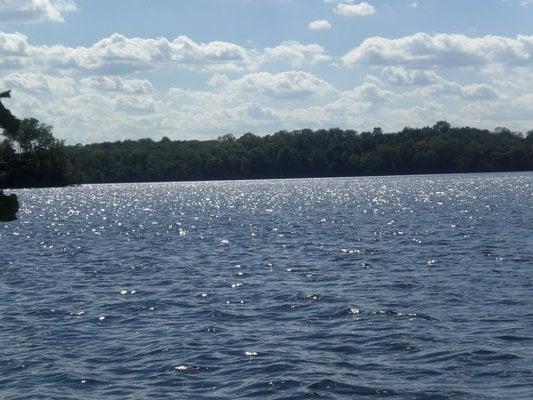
304, 293, 322, 302
174, 364, 203, 373
369, 310, 436, 321
496, 335, 531, 342
198, 326, 223, 334
408, 348, 522, 364
466, 349, 522, 362
209, 310, 251, 320
328, 305, 362, 318
307, 379, 395, 396
236, 380, 301, 398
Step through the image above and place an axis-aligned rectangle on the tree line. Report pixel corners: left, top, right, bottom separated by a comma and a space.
1, 119, 532, 188
65, 122, 533, 184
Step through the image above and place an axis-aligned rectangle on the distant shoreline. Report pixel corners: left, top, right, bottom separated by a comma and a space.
64, 124, 532, 186
3, 123, 532, 189
6, 168, 533, 191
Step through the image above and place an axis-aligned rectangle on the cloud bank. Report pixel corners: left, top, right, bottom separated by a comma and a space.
1, 28, 532, 143
0, 0, 77, 23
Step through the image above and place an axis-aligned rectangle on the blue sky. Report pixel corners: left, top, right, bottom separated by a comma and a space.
1, 0, 533, 143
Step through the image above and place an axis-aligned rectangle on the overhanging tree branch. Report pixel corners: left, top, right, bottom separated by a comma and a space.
0, 90, 20, 137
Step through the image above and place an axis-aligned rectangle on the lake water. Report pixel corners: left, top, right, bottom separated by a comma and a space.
1, 174, 532, 399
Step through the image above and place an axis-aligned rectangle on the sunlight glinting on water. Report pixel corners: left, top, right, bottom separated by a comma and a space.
1, 174, 532, 399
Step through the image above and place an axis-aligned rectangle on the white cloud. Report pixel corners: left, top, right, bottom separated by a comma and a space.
46, 33, 252, 73
461, 84, 499, 100
1, 28, 532, 143
382, 66, 442, 85
1, 72, 75, 94
343, 33, 533, 68
347, 81, 394, 103
0, 32, 30, 70
221, 71, 336, 100
0, 32, 330, 75
2, 70, 519, 144
309, 20, 332, 30
0, 0, 77, 23
243, 102, 276, 121
81, 76, 153, 94
423, 81, 500, 101
0, 32, 30, 55
0, 32, 252, 74
261, 41, 331, 67
381, 66, 500, 101
172, 71, 336, 105
114, 96, 160, 114
334, 2, 375, 17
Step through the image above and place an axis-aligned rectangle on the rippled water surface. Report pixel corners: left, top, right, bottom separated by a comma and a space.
1, 174, 532, 399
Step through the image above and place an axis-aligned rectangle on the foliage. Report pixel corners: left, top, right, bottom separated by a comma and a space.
2, 119, 531, 188
0, 118, 74, 188
65, 123, 533, 184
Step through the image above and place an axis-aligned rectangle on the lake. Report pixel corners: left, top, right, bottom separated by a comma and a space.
1, 173, 532, 399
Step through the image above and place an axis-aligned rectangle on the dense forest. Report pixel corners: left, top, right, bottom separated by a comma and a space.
1, 119, 533, 188
65, 122, 533, 184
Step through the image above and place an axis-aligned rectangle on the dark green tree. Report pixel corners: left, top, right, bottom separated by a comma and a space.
433, 121, 451, 134
1, 118, 73, 188
54, 122, 533, 185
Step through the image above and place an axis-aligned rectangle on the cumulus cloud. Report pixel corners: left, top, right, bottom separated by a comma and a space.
0, 0, 77, 23
334, 2, 375, 17
172, 71, 336, 105
0, 31, 330, 74
423, 81, 500, 101
2, 72, 514, 145
1, 72, 75, 94
308, 20, 332, 30
343, 33, 533, 68
1, 28, 531, 143
381, 66, 500, 101
0, 31, 30, 55
347, 82, 394, 103
81, 76, 153, 94
220, 71, 336, 100
48, 33, 252, 73
0, 32, 31, 70
261, 41, 331, 67
114, 96, 160, 114
381, 66, 442, 85
243, 102, 276, 121
0, 32, 252, 73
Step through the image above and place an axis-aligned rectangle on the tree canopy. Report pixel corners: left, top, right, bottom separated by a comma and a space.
1, 117, 73, 188
65, 124, 533, 185
2, 111, 532, 188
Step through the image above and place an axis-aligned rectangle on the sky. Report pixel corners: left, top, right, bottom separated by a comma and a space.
1, 0, 533, 144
